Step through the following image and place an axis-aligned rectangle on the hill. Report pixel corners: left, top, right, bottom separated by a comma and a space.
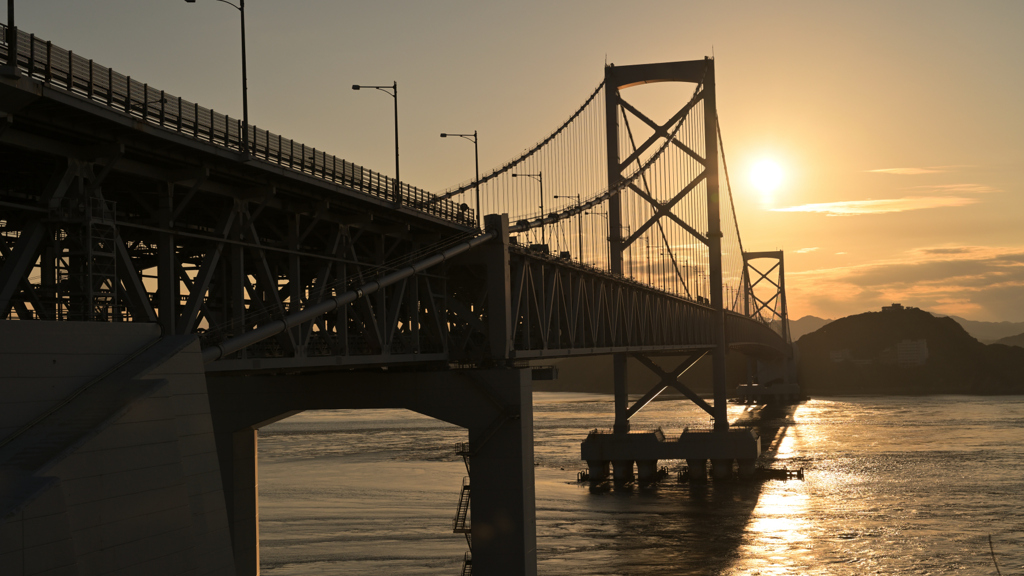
944, 315, 1024, 343
796, 306, 1024, 395
790, 315, 832, 340
996, 332, 1024, 348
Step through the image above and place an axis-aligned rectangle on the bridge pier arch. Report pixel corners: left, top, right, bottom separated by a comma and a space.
206, 367, 537, 576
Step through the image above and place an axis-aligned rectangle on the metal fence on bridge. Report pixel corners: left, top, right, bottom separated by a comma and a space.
0, 24, 475, 227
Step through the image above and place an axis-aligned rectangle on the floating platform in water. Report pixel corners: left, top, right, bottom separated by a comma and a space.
734, 381, 803, 405
669, 465, 803, 482
580, 428, 761, 482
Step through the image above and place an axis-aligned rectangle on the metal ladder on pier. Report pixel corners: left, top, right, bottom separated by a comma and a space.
453, 443, 472, 574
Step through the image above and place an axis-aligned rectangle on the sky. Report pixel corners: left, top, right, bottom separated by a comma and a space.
10, 1, 1024, 322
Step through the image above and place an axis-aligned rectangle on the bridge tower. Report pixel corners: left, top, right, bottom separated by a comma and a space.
736, 251, 800, 403
583, 59, 760, 482
743, 250, 790, 344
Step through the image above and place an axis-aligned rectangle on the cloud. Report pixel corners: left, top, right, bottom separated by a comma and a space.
909, 183, 998, 194
787, 245, 1024, 322
795, 247, 819, 254
868, 167, 944, 175
773, 195, 978, 216
921, 247, 972, 255
867, 165, 976, 176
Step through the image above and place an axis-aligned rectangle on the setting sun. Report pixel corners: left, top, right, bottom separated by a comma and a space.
750, 159, 784, 194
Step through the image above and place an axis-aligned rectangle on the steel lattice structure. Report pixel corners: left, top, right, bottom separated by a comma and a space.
0, 25, 789, 376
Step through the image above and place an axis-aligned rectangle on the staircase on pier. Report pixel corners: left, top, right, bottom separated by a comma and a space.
453, 442, 472, 574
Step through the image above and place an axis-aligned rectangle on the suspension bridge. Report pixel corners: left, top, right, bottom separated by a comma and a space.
0, 24, 793, 576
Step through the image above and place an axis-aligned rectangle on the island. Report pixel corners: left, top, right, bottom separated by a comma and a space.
796, 304, 1024, 395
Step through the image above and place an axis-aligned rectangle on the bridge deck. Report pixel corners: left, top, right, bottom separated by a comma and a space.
0, 23, 475, 228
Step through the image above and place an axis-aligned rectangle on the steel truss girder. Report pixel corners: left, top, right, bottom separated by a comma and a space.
725, 312, 790, 358
0, 102, 467, 371
503, 250, 717, 358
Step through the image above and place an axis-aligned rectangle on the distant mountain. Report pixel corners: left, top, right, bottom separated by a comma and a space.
796, 306, 1024, 396
789, 315, 832, 340
996, 333, 1024, 348
942, 315, 1024, 343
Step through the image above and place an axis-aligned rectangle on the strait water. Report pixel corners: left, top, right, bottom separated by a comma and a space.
258, 394, 1024, 575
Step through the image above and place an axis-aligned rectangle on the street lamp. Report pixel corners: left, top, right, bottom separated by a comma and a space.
512, 172, 544, 246
554, 194, 583, 262
440, 131, 479, 228
184, 0, 250, 158
353, 82, 400, 202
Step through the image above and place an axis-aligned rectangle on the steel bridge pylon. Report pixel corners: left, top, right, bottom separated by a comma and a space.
604, 58, 727, 432
736, 250, 800, 402
743, 250, 790, 344
583, 58, 762, 483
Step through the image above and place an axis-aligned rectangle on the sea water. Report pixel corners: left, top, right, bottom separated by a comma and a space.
258, 394, 1024, 575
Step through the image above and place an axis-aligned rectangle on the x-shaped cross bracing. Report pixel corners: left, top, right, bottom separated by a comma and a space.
746, 260, 783, 322
616, 94, 709, 253
626, 351, 713, 420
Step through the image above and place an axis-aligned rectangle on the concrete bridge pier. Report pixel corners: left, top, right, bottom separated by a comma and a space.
636, 460, 659, 482
711, 459, 734, 480
206, 367, 537, 576
738, 459, 757, 479
586, 460, 610, 482
686, 459, 708, 481
612, 460, 635, 483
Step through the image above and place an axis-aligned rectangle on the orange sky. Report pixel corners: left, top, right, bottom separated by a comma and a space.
14, 1, 1024, 321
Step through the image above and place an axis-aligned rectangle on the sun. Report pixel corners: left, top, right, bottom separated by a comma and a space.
750, 159, 784, 195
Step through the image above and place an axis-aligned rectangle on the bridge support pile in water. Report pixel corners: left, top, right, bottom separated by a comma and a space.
735, 381, 802, 405
581, 428, 760, 482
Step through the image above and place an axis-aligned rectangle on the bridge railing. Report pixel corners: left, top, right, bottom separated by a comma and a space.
0, 25, 475, 227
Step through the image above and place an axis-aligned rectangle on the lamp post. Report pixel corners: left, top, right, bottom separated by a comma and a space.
353, 82, 400, 202
184, 0, 249, 158
512, 172, 544, 246
554, 193, 582, 262
440, 131, 479, 227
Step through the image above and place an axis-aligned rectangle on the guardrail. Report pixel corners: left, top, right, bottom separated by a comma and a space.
0, 24, 475, 227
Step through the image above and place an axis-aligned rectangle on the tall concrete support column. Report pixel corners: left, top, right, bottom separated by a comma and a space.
232, 429, 259, 576
464, 369, 537, 575
211, 409, 296, 576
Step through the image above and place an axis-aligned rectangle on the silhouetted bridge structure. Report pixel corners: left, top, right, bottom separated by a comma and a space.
0, 24, 792, 576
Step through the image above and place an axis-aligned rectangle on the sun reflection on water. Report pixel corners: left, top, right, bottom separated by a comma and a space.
727, 476, 813, 575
